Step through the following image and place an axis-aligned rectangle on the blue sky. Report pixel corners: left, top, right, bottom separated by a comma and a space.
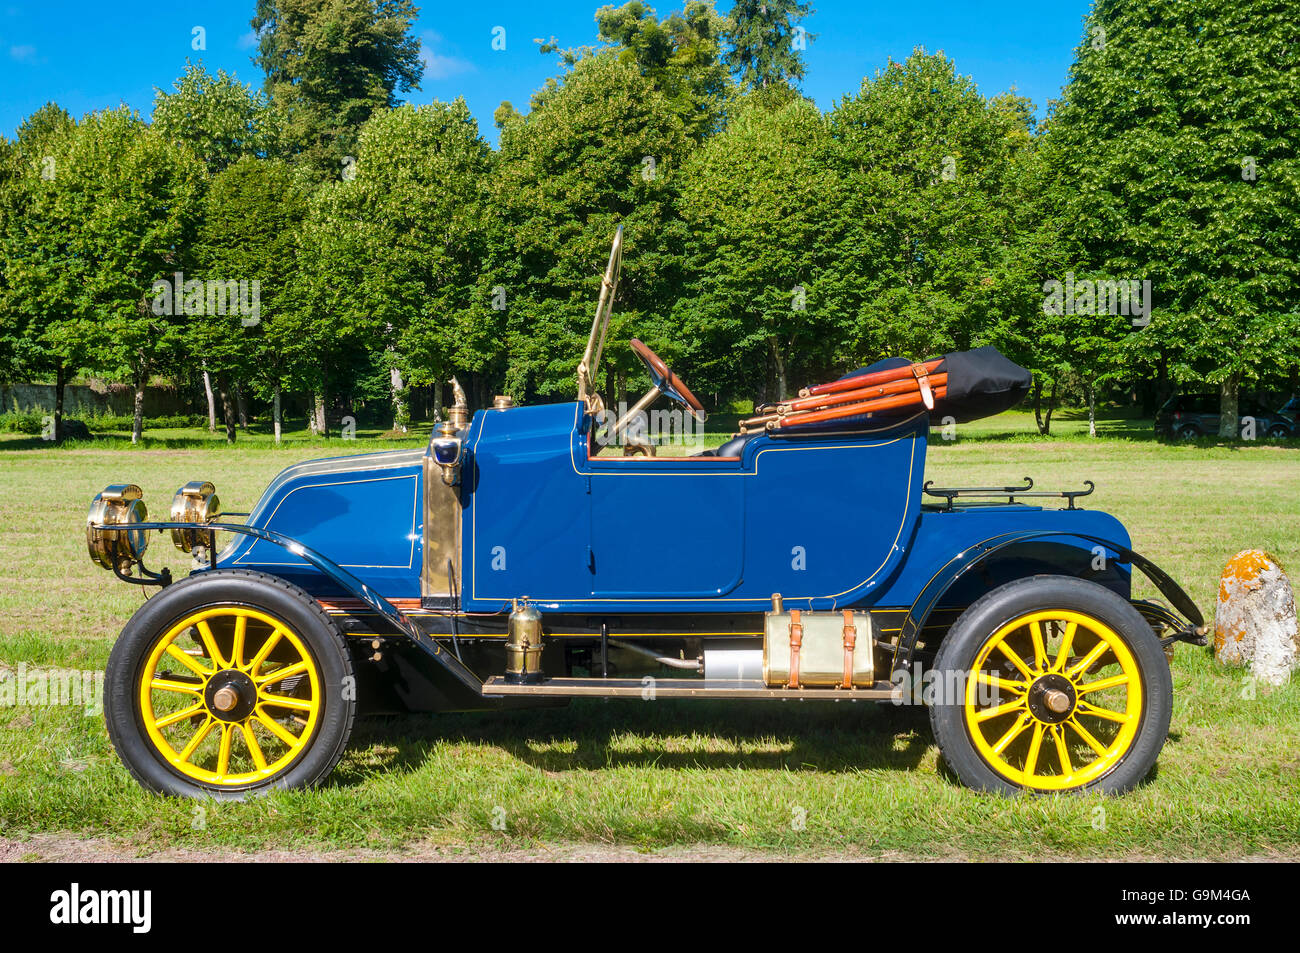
0, 1, 1094, 145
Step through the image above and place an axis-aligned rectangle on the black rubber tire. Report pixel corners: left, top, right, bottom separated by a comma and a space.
104, 569, 355, 799
929, 575, 1172, 796
1176, 424, 1201, 440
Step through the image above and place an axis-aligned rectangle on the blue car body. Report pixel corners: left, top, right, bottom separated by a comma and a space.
219, 402, 1133, 614
200, 396, 1198, 706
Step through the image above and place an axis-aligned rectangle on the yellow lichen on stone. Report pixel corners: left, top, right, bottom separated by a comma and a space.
1213, 549, 1298, 686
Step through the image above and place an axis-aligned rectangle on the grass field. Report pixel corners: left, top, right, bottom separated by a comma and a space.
1, 408, 1298, 860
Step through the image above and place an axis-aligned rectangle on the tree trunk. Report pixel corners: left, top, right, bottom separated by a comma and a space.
217, 377, 237, 444
389, 365, 407, 432
234, 383, 248, 430
1218, 375, 1240, 439
1087, 384, 1097, 438
131, 367, 146, 446
432, 380, 443, 421
272, 384, 282, 445
1033, 378, 1059, 436
52, 361, 66, 442
314, 393, 327, 439
1156, 351, 1173, 409
769, 338, 787, 402
202, 366, 216, 432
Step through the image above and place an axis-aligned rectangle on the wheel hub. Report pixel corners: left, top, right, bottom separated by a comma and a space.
203, 670, 256, 722
1027, 673, 1076, 724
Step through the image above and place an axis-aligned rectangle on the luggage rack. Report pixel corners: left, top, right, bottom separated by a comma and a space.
922, 477, 1096, 511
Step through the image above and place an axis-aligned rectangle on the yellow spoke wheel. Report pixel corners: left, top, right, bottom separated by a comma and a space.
106, 570, 354, 799
963, 609, 1142, 791
139, 606, 323, 787
930, 576, 1172, 796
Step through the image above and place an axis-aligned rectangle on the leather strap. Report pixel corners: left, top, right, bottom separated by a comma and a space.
788, 610, 803, 689
841, 610, 857, 689
912, 363, 935, 410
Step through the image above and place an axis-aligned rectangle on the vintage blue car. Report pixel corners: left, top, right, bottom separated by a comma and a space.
87, 232, 1207, 799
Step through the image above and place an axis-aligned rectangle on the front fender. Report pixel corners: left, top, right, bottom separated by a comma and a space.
890, 530, 1204, 676
100, 519, 482, 695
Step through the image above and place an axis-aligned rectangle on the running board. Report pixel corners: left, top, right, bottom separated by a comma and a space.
482, 676, 896, 701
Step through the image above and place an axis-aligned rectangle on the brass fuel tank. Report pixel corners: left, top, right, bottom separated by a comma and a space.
505, 600, 545, 684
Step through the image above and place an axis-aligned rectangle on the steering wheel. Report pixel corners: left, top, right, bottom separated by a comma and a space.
629, 339, 706, 422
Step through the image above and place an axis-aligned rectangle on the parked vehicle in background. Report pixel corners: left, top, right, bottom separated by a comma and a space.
1277, 396, 1299, 429
1154, 394, 1294, 439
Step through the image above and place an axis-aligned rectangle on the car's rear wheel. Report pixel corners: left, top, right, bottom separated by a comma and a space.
105, 570, 355, 799
1176, 424, 1201, 440
929, 576, 1172, 795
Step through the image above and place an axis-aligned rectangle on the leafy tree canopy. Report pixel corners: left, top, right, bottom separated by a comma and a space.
152, 61, 281, 173
595, 1, 733, 139
1045, 0, 1300, 424
252, 0, 423, 180
723, 0, 815, 91
491, 52, 690, 400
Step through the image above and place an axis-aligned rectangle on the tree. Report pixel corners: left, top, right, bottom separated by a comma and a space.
0, 136, 16, 386
0, 103, 82, 440
675, 88, 846, 402
1046, 0, 1300, 438
252, 0, 423, 180
193, 157, 307, 443
489, 52, 690, 403
152, 62, 280, 174
825, 51, 1042, 378
596, 1, 733, 139
723, 0, 815, 91
41, 109, 204, 443
296, 100, 492, 430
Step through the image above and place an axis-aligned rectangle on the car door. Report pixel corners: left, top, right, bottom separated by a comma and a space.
586, 456, 745, 598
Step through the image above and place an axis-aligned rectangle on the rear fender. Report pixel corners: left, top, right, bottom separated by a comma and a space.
890, 531, 1204, 677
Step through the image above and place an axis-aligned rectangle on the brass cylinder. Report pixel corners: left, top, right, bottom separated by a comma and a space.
505, 601, 544, 684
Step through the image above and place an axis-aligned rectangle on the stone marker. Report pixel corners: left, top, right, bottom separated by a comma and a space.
1214, 550, 1298, 686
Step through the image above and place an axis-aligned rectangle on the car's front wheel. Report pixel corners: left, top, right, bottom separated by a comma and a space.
105, 570, 356, 799
929, 575, 1172, 795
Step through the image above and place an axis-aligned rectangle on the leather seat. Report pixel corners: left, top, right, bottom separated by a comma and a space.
694, 431, 759, 459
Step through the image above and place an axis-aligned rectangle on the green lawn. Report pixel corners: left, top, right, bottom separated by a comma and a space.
1, 411, 1298, 859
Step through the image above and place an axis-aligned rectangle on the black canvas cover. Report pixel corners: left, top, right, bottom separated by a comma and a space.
931, 346, 1033, 423
778, 346, 1031, 434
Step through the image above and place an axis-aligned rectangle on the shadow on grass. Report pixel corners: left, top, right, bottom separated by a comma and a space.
927, 428, 1300, 448
0, 432, 428, 452
341, 698, 935, 778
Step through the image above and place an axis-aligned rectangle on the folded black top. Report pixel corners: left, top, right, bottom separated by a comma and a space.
933, 346, 1034, 423
778, 346, 1032, 434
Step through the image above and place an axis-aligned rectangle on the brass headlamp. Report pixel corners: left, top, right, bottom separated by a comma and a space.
86, 484, 150, 570
169, 481, 221, 551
